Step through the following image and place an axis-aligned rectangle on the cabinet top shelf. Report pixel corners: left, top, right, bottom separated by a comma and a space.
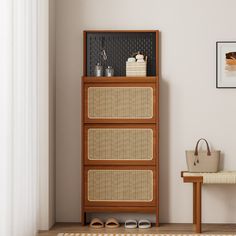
82, 76, 158, 83
84, 31, 158, 77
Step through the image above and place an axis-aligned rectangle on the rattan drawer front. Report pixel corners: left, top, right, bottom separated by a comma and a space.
88, 87, 153, 119
88, 128, 153, 160
88, 170, 153, 202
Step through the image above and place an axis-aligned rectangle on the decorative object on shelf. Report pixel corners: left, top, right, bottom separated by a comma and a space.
94, 63, 103, 77
136, 52, 145, 62
128, 57, 136, 63
216, 41, 236, 88
105, 66, 114, 77
101, 49, 108, 61
185, 138, 220, 173
126, 52, 147, 77
94, 49, 109, 77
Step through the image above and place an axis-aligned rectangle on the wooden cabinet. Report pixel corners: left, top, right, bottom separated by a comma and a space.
81, 30, 159, 225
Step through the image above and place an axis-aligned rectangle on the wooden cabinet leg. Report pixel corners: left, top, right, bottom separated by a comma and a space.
156, 207, 159, 226
81, 211, 86, 226
196, 182, 202, 233
193, 183, 196, 224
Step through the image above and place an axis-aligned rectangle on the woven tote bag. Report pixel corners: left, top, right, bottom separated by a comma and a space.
186, 138, 220, 173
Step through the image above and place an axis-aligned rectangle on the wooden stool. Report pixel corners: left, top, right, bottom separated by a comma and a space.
181, 171, 236, 233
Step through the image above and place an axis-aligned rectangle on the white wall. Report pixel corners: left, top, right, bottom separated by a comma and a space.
55, 0, 236, 223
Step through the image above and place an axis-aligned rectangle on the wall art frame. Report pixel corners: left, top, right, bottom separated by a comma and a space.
216, 41, 236, 88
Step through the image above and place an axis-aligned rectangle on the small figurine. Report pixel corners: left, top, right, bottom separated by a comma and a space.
136, 53, 145, 63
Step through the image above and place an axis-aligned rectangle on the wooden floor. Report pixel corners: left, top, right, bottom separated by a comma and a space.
38, 223, 236, 236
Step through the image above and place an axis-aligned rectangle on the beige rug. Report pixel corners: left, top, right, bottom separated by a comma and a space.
57, 234, 236, 236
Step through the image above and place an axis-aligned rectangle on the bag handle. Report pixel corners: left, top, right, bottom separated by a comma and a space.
194, 138, 211, 156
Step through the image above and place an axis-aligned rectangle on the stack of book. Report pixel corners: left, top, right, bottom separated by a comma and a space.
126, 53, 147, 77
126, 61, 147, 77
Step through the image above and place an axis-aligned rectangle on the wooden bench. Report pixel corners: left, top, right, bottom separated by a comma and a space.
181, 171, 236, 233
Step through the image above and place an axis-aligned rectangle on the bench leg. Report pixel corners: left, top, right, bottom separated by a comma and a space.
193, 183, 196, 224
196, 182, 202, 233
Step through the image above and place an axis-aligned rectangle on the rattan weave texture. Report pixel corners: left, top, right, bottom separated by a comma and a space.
88, 87, 153, 119
88, 128, 153, 160
183, 171, 236, 184
88, 170, 153, 202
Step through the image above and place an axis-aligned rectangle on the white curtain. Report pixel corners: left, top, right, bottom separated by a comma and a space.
0, 0, 39, 235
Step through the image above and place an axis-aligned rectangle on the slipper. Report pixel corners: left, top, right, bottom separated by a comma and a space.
124, 219, 137, 229
89, 218, 104, 229
138, 219, 151, 229
105, 217, 120, 228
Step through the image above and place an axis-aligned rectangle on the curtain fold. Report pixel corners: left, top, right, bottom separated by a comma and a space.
0, 0, 39, 235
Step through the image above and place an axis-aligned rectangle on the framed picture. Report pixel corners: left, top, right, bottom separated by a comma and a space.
216, 41, 236, 88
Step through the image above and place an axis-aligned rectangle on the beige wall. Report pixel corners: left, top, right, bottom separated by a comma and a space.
55, 0, 236, 223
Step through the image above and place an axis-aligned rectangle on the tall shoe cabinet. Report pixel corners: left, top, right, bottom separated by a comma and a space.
81, 30, 159, 226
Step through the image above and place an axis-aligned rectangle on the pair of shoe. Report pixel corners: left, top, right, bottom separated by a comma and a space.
90, 217, 120, 229
125, 219, 151, 229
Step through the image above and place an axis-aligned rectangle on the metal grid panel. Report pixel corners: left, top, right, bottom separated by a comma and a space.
86, 32, 156, 76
